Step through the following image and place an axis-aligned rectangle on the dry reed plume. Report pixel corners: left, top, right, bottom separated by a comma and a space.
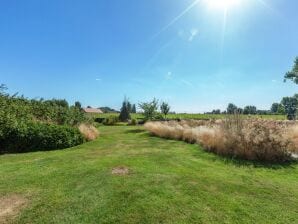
79, 123, 99, 141
144, 118, 298, 162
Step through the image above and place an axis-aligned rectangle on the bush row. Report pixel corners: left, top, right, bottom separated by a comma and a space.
0, 93, 88, 126
0, 89, 92, 153
0, 122, 84, 153
95, 115, 140, 126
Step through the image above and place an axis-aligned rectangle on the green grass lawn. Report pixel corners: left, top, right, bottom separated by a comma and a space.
0, 126, 297, 223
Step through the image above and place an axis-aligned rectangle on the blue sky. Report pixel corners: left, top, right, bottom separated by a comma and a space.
0, 0, 298, 112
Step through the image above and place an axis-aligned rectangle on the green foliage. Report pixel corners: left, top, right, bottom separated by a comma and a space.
243, 105, 257, 115
45, 99, 69, 108
129, 118, 137, 126
0, 95, 87, 127
131, 104, 137, 113
227, 103, 238, 114
0, 87, 88, 153
119, 98, 131, 122
154, 113, 164, 120
75, 101, 82, 109
284, 57, 298, 84
139, 98, 159, 121
277, 104, 286, 115
99, 106, 119, 113
127, 101, 132, 113
271, 103, 279, 113
281, 95, 298, 120
0, 84, 7, 95
211, 109, 221, 114
103, 115, 119, 125
0, 122, 84, 153
160, 102, 170, 118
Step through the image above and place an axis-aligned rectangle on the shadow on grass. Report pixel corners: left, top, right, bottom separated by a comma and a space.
125, 129, 147, 134
146, 133, 298, 169
209, 154, 298, 169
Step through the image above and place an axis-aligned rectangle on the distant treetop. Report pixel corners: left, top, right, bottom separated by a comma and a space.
284, 57, 298, 84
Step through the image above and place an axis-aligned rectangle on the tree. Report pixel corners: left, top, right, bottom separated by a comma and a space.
277, 104, 286, 115
127, 101, 132, 113
119, 97, 131, 122
271, 103, 279, 114
281, 96, 298, 120
211, 109, 221, 114
138, 98, 159, 121
160, 102, 170, 118
74, 101, 82, 109
237, 108, 243, 114
284, 57, 298, 84
0, 84, 7, 94
243, 105, 257, 115
227, 103, 238, 114
99, 107, 119, 113
45, 99, 69, 108
131, 104, 136, 113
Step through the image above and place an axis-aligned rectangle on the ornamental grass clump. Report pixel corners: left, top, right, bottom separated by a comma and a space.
144, 117, 297, 162
79, 123, 99, 141
284, 124, 298, 154
218, 116, 292, 162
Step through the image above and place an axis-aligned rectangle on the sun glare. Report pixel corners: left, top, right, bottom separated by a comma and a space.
207, 0, 239, 10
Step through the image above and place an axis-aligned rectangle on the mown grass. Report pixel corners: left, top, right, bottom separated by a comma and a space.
0, 126, 297, 223
90, 113, 287, 121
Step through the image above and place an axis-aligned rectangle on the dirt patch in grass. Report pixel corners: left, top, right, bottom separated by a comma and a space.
0, 194, 27, 223
111, 166, 130, 175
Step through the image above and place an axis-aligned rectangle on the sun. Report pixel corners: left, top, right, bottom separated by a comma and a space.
206, 0, 239, 10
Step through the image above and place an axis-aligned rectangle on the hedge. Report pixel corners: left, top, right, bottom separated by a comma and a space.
0, 122, 84, 153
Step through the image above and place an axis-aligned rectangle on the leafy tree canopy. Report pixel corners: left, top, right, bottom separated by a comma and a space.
131, 104, 137, 113
139, 98, 159, 121
271, 103, 279, 113
160, 102, 170, 118
227, 103, 238, 114
284, 57, 298, 84
119, 97, 131, 122
281, 95, 298, 120
243, 105, 257, 115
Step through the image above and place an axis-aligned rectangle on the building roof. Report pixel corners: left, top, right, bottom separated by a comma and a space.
83, 108, 103, 113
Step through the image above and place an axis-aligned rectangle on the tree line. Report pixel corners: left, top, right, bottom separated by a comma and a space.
208, 57, 298, 120
119, 97, 170, 122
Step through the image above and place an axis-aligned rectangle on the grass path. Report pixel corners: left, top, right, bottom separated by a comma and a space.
0, 126, 297, 223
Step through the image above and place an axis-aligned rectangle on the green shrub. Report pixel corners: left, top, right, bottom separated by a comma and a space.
154, 113, 164, 121
139, 98, 158, 121
0, 88, 90, 153
119, 98, 131, 122
103, 115, 119, 125
0, 93, 88, 127
129, 118, 137, 126
94, 117, 105, 123
0, 122, 84, 153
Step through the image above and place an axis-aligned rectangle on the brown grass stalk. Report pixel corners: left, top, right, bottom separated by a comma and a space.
79, 123, 99, 141
144, 118, 298, 162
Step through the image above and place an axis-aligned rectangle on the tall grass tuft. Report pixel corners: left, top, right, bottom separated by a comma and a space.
144, 117, 298, 162
286, 124, 298, 154
79, 124, 99, 141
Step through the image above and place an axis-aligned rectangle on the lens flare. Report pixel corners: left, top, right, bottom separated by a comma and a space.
207, 0, 239, 10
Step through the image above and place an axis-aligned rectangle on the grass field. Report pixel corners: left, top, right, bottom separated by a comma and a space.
0, 126, 297, 223
90, 113, 287, 121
